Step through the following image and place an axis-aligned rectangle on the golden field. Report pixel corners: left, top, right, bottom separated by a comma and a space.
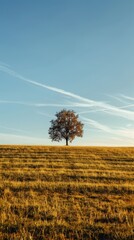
0, 146, 134, 240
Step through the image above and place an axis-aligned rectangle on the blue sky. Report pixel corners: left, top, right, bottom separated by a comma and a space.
0, 0, 134, 146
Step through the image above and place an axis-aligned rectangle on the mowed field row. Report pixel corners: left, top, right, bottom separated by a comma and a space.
0, 146, 134, 240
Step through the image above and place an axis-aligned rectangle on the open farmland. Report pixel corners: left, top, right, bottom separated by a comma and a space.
0, 146, 134, 240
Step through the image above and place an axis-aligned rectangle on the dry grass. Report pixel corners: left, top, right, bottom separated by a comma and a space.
0, 145, 134, 240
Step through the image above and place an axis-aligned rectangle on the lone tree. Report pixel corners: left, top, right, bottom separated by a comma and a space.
48, 109, 84, 146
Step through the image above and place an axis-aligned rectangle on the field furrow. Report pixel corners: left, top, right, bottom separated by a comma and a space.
0, 146, 134, 240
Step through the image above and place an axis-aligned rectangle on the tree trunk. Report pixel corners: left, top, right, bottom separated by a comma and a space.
66, 138, 69, 146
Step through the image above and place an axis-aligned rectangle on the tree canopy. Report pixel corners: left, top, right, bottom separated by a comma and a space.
48, 109, 84, 145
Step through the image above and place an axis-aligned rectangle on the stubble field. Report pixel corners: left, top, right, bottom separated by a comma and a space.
0, 145, 134, 240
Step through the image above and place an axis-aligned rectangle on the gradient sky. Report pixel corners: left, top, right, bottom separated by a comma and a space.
0, 0, 134, 146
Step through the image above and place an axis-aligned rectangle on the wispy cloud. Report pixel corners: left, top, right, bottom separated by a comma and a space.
119, 94, 134, 102
0, 63, 134, 145
34, 103, 81, 107
107, 94, 130, 105
37, 111, 53, 118
0, 125, 29, 134
0, 64, 134, 121
0, 100, 32, 106
0, 65, 96, 104
81, 116, 111, 133
0, 132, 48, 145
0, 100, 59, 108
0, 100, 94, 108
120, 104, 134, 109
82, 116, 134, 143
0, 61, 10, 67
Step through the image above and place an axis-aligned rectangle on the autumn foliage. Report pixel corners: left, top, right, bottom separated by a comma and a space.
48, 109, 84, 145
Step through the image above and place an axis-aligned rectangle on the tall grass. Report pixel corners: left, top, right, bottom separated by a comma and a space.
0, 146, 134, 240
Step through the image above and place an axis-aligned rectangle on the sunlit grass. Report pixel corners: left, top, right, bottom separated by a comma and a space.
0, 146, 134, 240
